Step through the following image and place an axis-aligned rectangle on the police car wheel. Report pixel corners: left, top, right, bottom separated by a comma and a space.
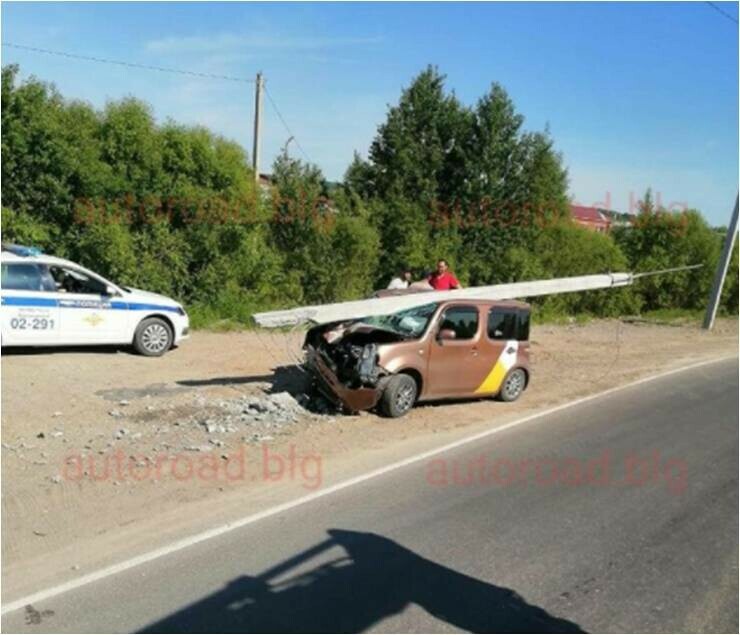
133, 318, 173, 357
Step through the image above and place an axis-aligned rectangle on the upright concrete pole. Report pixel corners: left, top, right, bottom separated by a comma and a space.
703, 195, 739, 330
252, 71, 263, 183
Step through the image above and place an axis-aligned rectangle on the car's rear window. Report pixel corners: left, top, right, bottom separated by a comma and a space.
1, 263, 56, 292
488, 307, 530, 341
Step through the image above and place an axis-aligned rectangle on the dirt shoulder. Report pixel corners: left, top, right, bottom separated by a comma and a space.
2, 318, 738, 600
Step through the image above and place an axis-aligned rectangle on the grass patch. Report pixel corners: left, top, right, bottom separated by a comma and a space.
634, 308, 704, 326
187, 304, 253, 331
531, 309, 595, 326
192, 318, 253, 332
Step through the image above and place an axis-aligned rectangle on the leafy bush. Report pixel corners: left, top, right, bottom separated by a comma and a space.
614, 201, 721, 312
500, 222, 640, 317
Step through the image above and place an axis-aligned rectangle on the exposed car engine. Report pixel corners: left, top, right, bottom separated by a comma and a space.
304, 321, 403, 389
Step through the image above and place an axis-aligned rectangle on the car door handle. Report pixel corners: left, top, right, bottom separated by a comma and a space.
471, 349, 479, 357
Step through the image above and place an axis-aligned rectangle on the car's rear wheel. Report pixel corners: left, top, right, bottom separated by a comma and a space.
133, 318, 173, 357
379, 374, 418, 418
497, 368, 527, 402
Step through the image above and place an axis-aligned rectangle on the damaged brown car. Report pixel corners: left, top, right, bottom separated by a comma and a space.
304, 299, 531, 418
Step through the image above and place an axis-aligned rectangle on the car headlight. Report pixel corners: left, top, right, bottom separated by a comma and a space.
177, 306, 187, 316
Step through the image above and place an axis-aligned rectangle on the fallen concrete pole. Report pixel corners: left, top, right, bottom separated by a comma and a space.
254, 272, 637, 328
254, 265, 704, 328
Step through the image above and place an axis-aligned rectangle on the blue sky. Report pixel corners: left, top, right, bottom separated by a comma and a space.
2, 1, 738, 225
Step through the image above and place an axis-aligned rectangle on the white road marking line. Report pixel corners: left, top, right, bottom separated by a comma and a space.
2, 355, 736, 615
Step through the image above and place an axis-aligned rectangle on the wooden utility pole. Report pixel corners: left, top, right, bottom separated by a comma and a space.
703, 195, 739, 330
252, 71, 263, 183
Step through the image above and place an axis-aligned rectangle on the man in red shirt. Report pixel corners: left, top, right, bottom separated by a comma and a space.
428, 259, 462, 290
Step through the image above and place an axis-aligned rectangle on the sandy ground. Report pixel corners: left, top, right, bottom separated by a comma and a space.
2, 318, 738, 599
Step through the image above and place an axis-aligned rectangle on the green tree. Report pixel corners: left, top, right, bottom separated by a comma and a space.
614, 192, 720, 311
352, 68, 570, 287
100, 98, 164, 195
2, 65, 78, 235
269, 152, 380, 303
495, 223, 638, 317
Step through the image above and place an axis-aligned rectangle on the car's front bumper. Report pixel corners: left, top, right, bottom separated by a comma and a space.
172, 315, 190, 344
305, 346, 381, 413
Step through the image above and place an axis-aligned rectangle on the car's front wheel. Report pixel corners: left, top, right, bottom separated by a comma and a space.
497, 368, 527, 402
133, 317, 173, 357
379, 374, 418, 418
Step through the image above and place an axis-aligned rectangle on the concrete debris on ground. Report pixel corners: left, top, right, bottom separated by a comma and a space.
15, 387, 339, 486
188, 391, 337, 439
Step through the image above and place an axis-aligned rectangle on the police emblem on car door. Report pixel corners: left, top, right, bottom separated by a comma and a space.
49, 265, 127, 344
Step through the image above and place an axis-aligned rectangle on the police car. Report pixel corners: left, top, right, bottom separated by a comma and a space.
1, 244, 189, 356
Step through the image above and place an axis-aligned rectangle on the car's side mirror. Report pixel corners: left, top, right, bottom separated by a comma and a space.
437, 328, 457, 341
105, 285, 121, 297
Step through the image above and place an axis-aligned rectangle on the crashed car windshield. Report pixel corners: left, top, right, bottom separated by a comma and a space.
362, 302, 439, 339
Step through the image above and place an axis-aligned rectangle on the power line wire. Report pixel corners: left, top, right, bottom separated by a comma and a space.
705, 2, 739, 24
4, 42, 315, 168
264, 84, 313, 164
1, 42, 255, 83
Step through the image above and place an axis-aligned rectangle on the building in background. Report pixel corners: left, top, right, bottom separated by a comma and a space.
570, 205, 612, 233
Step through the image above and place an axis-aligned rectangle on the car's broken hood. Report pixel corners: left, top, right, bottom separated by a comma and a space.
312, 320, 409, 346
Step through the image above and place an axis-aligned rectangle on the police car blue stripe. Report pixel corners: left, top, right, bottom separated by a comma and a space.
1, 296, 58, 307
120, 302, 182, 314
2, 296, 182, 313
59, 299, 114, 309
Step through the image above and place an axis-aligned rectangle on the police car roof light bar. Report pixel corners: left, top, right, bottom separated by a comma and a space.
1, 243, 43, 257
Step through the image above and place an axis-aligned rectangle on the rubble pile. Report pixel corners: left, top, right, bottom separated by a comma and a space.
10, 389, 339, 486
182, 390, 337, 442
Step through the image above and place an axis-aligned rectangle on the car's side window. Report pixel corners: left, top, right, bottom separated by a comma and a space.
517, 309, 530, 341
439, 306, 479, 340
1, 263, 56, 292
49, 266, 107, 295
488, 308, 530, 341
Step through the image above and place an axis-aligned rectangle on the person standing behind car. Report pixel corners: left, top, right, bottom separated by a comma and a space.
428, 259, 461, 290
387, 267, 413, 290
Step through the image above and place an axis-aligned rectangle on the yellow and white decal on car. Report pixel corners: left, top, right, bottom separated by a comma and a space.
474, 340, 519, 394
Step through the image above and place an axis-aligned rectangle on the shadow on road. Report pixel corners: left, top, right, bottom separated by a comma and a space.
177, 365, 309, 394
176, 373, 275, 387
140, 528, 585, 634
1, 344, 127, 356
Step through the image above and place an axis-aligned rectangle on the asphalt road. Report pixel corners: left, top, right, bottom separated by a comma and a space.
3, 357, 738, 633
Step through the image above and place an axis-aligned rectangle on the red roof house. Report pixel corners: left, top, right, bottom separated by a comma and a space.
570, 205, 611, 233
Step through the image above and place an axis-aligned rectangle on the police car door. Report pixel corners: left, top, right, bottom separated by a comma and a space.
1, 262, 61, 345
48, 265, 128, 344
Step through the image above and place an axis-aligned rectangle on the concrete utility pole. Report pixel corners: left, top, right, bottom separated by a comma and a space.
703, 195, 739, 330
252, 71, 263, 183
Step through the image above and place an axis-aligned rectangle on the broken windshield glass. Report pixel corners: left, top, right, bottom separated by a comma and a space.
362, 303, 439, 339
